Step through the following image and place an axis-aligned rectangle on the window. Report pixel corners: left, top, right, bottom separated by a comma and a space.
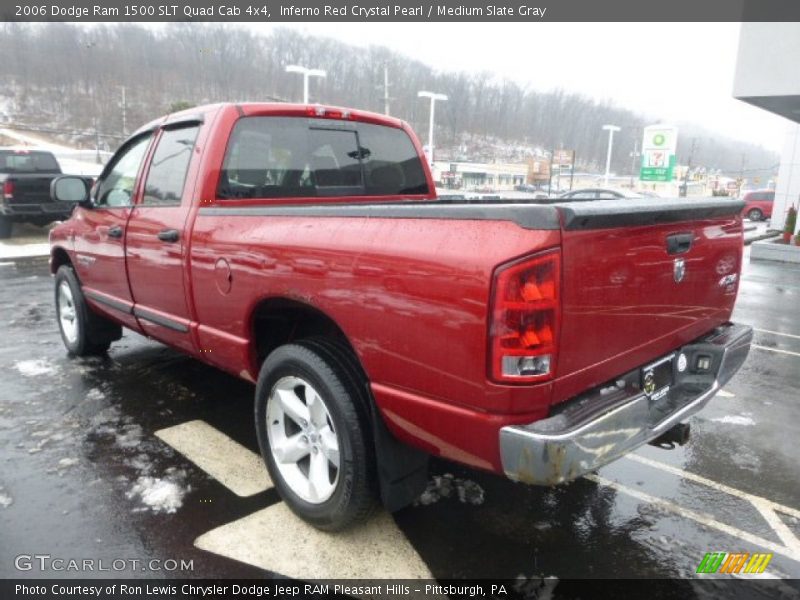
95, 134, 152, 207
142, 125, 200, 206
357, 122, 429, 195
218, 116, 429, 199
0, 150, 60, 174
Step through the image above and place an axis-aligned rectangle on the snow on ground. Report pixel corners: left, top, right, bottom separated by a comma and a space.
711, 414, 756, 426
416, 473, 485, 506
0, 243, 50, 259
14, 359, 58, 377
0, 128, 108, 175
126, 468, 190, 514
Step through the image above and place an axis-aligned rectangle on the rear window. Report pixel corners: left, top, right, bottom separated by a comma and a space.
218, 117, 429, 199
0, 150, 60, 173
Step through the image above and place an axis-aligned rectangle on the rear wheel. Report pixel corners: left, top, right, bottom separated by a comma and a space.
54, 265, 121, 356
747, 208, 763, 221
0, 217, 12, 239
255, 341, 377, 531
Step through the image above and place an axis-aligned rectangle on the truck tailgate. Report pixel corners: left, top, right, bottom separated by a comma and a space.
552, 198, 744, 403
6, 175, 54, 205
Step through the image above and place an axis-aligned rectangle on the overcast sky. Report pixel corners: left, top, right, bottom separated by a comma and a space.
243, 22, 789, 153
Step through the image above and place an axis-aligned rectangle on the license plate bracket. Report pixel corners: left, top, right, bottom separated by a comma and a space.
641, 354, 674, 401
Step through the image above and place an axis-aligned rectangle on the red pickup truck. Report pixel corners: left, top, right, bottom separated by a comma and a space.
48, 103, 752, 530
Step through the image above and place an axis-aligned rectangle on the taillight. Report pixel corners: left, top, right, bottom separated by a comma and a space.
489, 250, 560, 383
2, 180, 13, 200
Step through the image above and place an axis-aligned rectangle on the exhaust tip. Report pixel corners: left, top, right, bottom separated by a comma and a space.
649, 422, 691, 449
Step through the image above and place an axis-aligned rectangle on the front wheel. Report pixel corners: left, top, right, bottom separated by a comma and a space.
255, 341, 377, 531
54, 265, 121, 356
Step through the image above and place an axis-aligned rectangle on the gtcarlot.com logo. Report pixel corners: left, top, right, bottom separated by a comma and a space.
696, 552, 773, 574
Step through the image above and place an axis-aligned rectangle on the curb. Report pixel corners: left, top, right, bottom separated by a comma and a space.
744, 232, 781, 246
0, 254, 50, 267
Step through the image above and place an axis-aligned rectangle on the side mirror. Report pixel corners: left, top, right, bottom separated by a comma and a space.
51, 176, 91, 206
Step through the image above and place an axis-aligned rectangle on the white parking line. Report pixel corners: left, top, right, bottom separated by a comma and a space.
753, 344, 800, 358
615, 453, 800, 563
155, 420, 271, 497
754, 328, 800, 341
194, 503, 435, 579
586, 473, 800, 564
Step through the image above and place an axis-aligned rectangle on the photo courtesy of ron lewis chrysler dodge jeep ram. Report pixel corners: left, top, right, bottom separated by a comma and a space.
48, 103, 751, 530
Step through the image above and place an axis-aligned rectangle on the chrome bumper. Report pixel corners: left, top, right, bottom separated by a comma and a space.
499, 322, 753, 485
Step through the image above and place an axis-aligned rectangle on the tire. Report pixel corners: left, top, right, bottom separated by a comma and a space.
54, 265, 121, 356
0, 217, 12, 239
255, 341, 378, 531
747, 208, 763, 221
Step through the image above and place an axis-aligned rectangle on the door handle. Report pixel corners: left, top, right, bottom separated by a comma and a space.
108, 225, 123, 239
666, 233, 693, 255
157, 228, 180, 243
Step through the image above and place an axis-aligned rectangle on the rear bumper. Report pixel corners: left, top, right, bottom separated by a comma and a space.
499, 322, 752, 485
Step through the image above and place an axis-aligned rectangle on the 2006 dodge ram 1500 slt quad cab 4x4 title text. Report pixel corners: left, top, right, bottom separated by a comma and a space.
48, 103, 752, 530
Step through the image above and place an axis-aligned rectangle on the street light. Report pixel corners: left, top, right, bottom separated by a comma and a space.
285, 65, 327, 104
418, 91, 447, 165
602, 124, 621, 187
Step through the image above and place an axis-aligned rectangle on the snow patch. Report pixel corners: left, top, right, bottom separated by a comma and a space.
126, 469, 190, 514
58, 458, 79, 468
14, 359, 58, 377
0, 491, 12, 509
86, 388, 106, 401
416, 473, 485, 506
711, 415, 756, 426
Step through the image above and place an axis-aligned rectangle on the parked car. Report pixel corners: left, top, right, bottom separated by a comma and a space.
740, 189, 774, 221
558, 188, 644, 200
48, 103, 752, 531
0, 147, 79, 238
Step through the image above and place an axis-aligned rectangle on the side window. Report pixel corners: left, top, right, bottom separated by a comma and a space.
95, 135, 152, 207
142, 125, 200, 206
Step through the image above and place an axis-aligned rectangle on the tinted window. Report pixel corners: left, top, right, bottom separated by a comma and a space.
143, 126, 200, 206
751, 192, 774, 202
95, 135, 152, 207
0, 150, 60, 173
218, 117, 428, 199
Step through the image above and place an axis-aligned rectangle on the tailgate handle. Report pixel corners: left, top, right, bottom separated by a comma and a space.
157, 229, 180, 243
666, 233, 693, 255
107, 225, 123, 239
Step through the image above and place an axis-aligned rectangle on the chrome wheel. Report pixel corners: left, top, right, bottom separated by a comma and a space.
266, 376, 340, 504
57, 280, 78, 344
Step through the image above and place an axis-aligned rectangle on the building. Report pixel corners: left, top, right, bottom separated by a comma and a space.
734, 23, 800, 235
431, 161, 527, 191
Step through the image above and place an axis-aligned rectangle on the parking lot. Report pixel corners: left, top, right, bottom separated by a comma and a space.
1, 242, 799, 592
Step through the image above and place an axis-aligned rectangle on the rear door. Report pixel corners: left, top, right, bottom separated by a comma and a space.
125, 123, 201, 353
553, 198, 744, 402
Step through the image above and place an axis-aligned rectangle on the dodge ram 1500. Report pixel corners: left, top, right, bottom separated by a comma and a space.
48, 103, 752, 530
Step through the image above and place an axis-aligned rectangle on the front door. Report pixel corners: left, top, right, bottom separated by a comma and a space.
125, 124, 201, 353
73, 133, 153, 331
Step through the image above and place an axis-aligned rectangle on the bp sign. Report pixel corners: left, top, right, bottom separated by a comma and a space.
640, 125, 678, 182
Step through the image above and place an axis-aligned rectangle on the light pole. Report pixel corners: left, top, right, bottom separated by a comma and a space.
602, 124, 621, 187
285, 65, 327, 104
418, 91, 447, 165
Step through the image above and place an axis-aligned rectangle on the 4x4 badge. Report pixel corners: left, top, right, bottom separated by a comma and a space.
674, 258, 686, 283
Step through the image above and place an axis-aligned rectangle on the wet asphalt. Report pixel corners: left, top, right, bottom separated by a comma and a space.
0, 245, 799, 590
